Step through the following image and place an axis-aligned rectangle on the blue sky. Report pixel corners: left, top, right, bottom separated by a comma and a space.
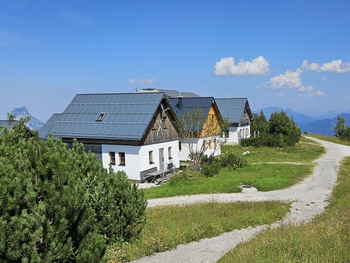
1, 0, 350, 122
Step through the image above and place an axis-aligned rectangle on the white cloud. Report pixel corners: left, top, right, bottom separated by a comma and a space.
302, 59, 350, 73
126, 78, 156, 85
263, 68, 325, 98
297, 90, 325, 97
321, 76, 327, 81
263, 68, 304, 89
213, 56, 270, 76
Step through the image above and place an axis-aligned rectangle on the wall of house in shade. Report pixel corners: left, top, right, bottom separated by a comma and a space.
102, 140, 179, 181
225, 125, 251, 145
179, 136, 221, 161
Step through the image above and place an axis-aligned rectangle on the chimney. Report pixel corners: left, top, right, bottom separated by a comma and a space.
135, 87, 138, 92
178, 91, 183, 109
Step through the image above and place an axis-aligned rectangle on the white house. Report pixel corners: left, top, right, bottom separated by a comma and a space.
215, 98, 253, 145
168, 96, 223, 161
39, 92, 180, 181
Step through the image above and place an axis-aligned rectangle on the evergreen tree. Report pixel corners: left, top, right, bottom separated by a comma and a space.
0, 117, 147, 262
334, 115, 346, 137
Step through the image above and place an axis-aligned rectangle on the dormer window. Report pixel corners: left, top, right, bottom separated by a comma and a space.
96, 112, 106, 121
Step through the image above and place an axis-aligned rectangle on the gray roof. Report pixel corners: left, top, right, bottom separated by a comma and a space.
0, 120, 33, 135
168, 97, 215, 117
39, 93, 169, 141
39, 114, 62, 139
215, 98, 252, 123
168, 97, 218, 131
139, 88, 200, 98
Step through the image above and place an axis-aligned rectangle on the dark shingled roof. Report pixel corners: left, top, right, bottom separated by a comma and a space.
168, 97, 219, 132
215, 98, 252, 124
168, 97, 215, 117
39, 92, 171, 141
39, 114, 62, 139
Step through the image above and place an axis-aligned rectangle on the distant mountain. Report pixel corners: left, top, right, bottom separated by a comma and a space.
7, 107, 44, 130
253, 106, 316, 124
308, 110, 341, 120
298, 113, 350, 136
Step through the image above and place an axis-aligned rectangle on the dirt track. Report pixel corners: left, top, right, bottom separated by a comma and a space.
132, 137, 350, 263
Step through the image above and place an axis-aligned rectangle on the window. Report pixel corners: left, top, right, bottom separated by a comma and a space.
168, 147, 172, 159
152, 117, 156, 130
119, 152, 125, 166
163, 117, 168, 129
214, 138, 217, 148
109, 151, 116, 165
209, 139, 212, 149
179, 141, 182, 152
96, 112, 106, 121
203, 140, 206, 151
149, 151, 153, 164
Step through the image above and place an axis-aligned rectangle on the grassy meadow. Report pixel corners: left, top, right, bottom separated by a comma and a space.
218, 156, 350, 262
222, 136, 324, 164
308, 133, 350, 146
106, 201, 291, 262
143, 136, 324, 199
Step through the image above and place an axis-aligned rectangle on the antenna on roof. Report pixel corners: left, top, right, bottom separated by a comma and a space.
135, 87, 138, 92
226, 95, 229, 98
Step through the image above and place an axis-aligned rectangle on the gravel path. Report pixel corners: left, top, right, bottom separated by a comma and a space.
132, 137, 350, 263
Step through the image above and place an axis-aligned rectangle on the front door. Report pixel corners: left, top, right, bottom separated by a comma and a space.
159, 148, 164, 170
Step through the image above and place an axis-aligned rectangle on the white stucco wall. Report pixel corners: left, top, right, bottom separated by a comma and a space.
225, 125, 251, 145
102, 140, 179, 181
179, 136, 222, 161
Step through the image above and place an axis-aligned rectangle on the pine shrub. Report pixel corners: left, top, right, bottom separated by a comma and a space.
220, 152, 247, 169
0, 124, 147, 262
242, 110, 301, 147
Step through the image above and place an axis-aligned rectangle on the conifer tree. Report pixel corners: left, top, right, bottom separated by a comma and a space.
0, 117, 147, 262
334, 115, 346, 137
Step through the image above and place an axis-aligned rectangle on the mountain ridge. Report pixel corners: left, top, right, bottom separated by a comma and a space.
7, 107, 44, 130
253, 107, 350, 136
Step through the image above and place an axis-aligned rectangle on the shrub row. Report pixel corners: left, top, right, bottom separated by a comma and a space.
201, 152, 247, 177
244, 110, 301, 147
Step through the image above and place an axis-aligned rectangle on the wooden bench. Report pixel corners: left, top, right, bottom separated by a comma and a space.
140, 167, 157, 183
140, 164, 176, 183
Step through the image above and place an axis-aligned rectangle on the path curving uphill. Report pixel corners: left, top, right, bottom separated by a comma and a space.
132, 137, 350, 263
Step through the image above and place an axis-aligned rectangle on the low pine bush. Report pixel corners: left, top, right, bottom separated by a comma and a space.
244, 110, 301, 147
0, 123, 147, 262
220, 152, 247, 169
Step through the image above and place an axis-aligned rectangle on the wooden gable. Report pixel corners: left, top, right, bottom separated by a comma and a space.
240, 101, 252, 126
141, 97, 179, 145
199, 100, 222, 138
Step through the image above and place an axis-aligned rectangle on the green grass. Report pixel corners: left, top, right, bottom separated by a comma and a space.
218, 156, 350, 262
105, 201, 291, 262
222, 136, 325, 164
143, 136, 323, 199
308, 133, 350, 147
144, 163, 313, 199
